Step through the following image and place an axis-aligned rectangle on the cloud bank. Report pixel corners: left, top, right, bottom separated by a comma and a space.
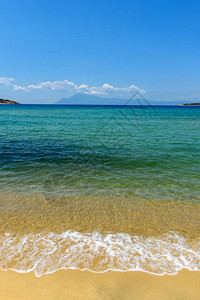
0, 77, 15, 86
0, 76, 145, 98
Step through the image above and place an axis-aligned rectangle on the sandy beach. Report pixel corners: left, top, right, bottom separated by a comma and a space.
1, 107, 200, 299
0, 269, 200, 300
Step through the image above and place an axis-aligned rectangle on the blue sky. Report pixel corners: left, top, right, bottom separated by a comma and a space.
0, 0, 200, 104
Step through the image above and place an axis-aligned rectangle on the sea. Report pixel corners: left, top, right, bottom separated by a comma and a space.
0, 104, 200, 276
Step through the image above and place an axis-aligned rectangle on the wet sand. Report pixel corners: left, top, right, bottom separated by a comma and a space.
0, 270, 200, 300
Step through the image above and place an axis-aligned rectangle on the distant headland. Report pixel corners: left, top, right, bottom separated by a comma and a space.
0, 98, 20, 105
181, 102, 200, 106
55, 93, 188, 106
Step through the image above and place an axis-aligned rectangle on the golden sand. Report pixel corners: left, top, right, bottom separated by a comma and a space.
0, 270, 200, 300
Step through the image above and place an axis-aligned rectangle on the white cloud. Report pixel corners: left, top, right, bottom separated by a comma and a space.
103, 83, 114, 89
0, 76, 145, 98
14, 80, 77, 91
0, 77, 15, 86
78, 84, 88, 89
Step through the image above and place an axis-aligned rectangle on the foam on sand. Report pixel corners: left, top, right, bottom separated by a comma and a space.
0, 230, 200, 277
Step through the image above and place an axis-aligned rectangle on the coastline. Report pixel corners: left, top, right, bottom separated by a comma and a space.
1, 106, 200, 299
0, 269, 200, 299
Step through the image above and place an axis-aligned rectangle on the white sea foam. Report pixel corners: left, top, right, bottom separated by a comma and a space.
0, 231, 200, 277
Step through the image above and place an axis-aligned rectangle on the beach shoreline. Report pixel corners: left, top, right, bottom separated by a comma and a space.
0, 269, 200, 300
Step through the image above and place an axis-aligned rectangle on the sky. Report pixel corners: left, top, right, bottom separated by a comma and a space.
0, 0, 200, 104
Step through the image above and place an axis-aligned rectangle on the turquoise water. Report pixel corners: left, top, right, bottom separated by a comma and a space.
0, 105, 200, 201
0, 105, 200, 276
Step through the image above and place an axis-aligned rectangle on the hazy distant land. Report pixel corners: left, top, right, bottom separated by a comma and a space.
1, 95, 200, 106
55, 93, 200, 106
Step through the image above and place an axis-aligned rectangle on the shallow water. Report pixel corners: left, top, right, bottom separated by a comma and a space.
0, 105, 200, 275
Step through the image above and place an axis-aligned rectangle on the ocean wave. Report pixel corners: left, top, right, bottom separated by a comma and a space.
0, 231, 200, 277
